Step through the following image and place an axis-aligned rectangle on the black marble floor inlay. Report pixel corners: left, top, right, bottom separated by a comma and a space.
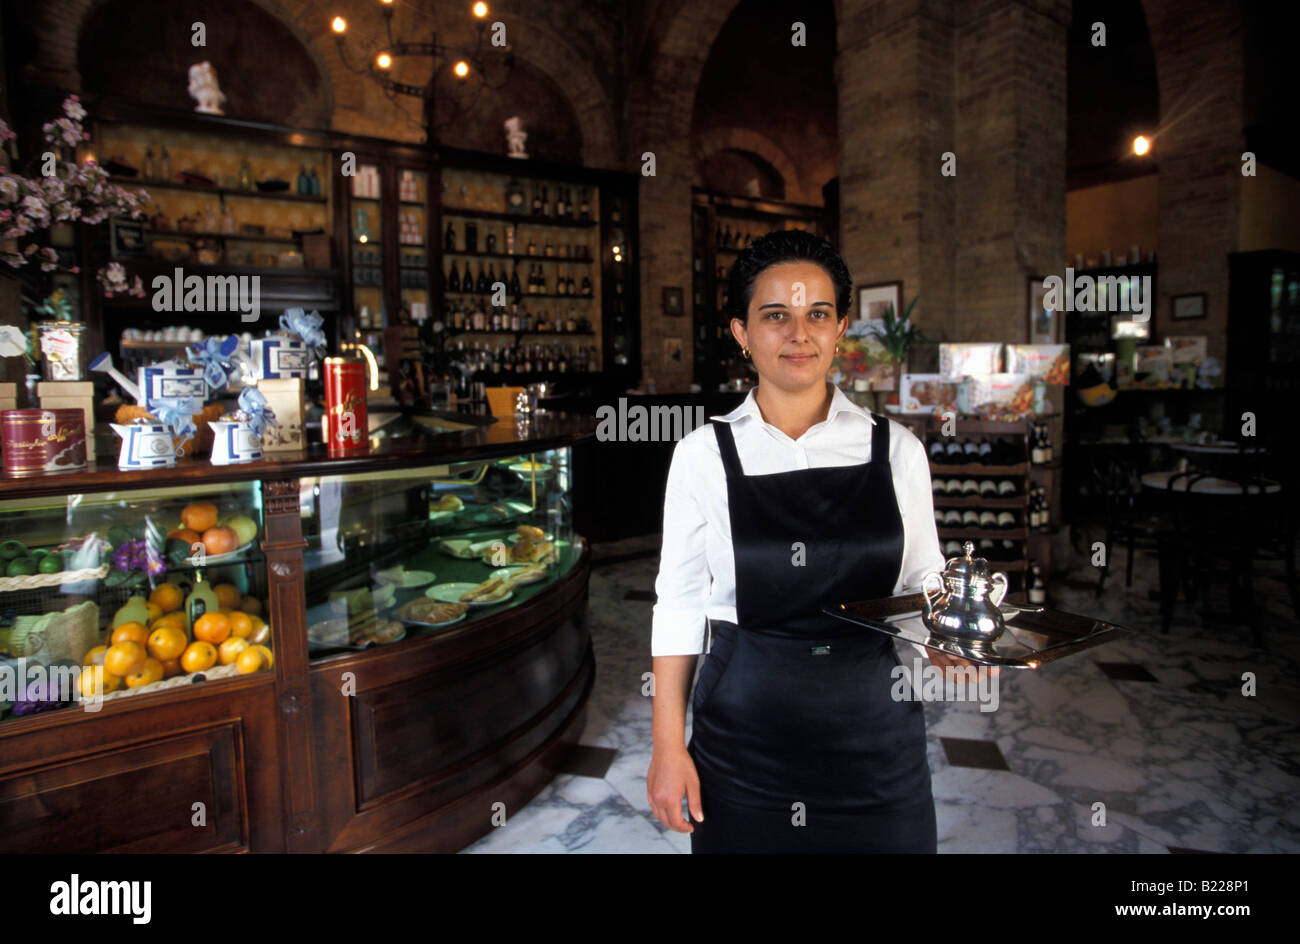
556, 744, 618, 779
1097, 662, 1160, 682
939, 737, 1010, 771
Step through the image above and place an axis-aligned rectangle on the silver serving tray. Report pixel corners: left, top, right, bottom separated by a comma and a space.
823, 593, 1129, 669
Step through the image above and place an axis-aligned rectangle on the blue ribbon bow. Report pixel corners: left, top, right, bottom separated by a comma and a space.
279, 308, 327, 357
238, 386, 278, 438
188, 335, 239, 391
148, 396, 201, 439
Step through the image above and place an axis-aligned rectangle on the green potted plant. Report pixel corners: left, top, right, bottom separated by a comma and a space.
866, 295, 925, 403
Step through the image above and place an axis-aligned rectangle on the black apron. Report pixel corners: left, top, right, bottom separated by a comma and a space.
687, 415, 936, 853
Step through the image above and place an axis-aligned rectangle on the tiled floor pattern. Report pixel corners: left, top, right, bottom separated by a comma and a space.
462, 528, 1300, 853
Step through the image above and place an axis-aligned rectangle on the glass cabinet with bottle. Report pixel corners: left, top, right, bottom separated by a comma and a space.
299, 446, 577, 655
0, 481, 273, 722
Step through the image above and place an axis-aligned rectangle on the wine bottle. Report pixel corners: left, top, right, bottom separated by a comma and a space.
531, 185, 542, 216
486, 228, 497, 253
487, 263, 498, 295
581, 274, 593, 297
476, 263, 489, 294
542, 186, 551, 217
1027, 562, 1047, 605
445, 221, 457, 252
510, 266, 522, 297
448, 261, 461, 293
555, 188, 566, 217
580, 187, 591, 221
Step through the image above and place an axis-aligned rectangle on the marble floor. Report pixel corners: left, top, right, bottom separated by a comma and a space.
462, 528, 1300, 853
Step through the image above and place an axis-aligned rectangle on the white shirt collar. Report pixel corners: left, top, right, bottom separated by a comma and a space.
710, 383, 876, 427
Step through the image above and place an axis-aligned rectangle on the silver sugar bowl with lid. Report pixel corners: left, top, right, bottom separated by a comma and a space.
920, 540, 1010, 648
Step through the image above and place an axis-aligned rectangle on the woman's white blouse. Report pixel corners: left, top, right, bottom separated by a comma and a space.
651, 385, 944, 658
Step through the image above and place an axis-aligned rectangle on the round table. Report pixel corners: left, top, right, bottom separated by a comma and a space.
1141, 470, 1280, 495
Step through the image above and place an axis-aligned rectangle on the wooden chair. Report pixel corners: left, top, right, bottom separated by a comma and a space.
485, 386, 526, 418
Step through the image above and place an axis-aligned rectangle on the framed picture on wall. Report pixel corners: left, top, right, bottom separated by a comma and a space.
662, 286, 684, 317
1171, 292, 1206, 320
857, 281, 902, 325
1027, 275, 1062, 344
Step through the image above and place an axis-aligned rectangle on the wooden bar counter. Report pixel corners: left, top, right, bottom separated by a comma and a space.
0, 409, 596, 853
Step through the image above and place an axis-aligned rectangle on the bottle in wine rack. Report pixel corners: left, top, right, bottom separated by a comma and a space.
1027, 561, 1047, 605
448, 262, 461, 293
445, 222, 457, 252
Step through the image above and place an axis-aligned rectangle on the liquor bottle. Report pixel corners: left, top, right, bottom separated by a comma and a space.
510, 266, 522, 297
297, 165, 311, 195
1027, 562, 1047, 605
505, 223, 516, 255
143, 147, 157, 180
486, 228, 497, 253
527, 234, 537, 256
506, 178, 527, 214
487, 263, 498, 295
545, 238, 555, 257
567, 272, 577, 296
236, 156, 251, 190
510, 304, 521, 332
566, 306, 577, 332
476, 264, 489, 294
580, 188, 591, 221
1038, 485, 1051, 528
531, 185, 542, 216
1029, 489, 1041, 528
184, 569, 220, 636
219, 197, 235, 235
309, 167, 321, 195
160, 147, 173, 183
555, 188, 566, 217
546, 345, 556, 372
1039, 424, 1053, 463
445, 222, 457, 252
722, 225, 732, 248
542, 186, 551, 217
448, 262, 461, 293
581, 274, 593, 297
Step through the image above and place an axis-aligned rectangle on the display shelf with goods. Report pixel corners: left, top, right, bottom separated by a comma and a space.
896, 414, 1061, 596
431, 149, 640, 398
691, 188, 832, 391
78, 100, 344, 364
0, 408, 595, 853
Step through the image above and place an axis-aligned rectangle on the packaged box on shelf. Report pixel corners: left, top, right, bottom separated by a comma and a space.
0, 383, 16, 413
258, 378, 305, 452
957, 373, 1035, 417
37, 381, 94, 399
899, 374, 960, 415
1135, 345, 1174, 384
1169, 336, 1207, 364
251, 336, 308, 380
1004, 345, 1070, 385
939, 343, 1002, 380
37, 394, 96, 461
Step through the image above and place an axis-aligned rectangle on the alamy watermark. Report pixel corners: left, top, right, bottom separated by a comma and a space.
150, 267, 261, 322
595, 397, 707, 442
891, 657, 1000, 711
1042, 267, 1152, 322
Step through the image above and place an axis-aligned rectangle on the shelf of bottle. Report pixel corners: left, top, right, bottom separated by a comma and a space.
351, 194, 382, 202
931, 496, 1027, 508
442, 208, 598, 229
396, 241, 427, 248
144, 228, 301, 244
938, 528, 1026, 540
444, 250, 594, 264
447, 329, 596, 339
399, 200, 426, 208
109, 175, 329, 204
444, 291, 595, 301
929, 462, 1027, 476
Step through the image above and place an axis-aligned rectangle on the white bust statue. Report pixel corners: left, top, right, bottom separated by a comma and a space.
504, 116, 528, 159
188, 61, 227, 115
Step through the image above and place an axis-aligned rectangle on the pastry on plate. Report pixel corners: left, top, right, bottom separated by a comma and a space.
395, 598, 468, 624
459, 574, 512, 603
432, 493, 464, 512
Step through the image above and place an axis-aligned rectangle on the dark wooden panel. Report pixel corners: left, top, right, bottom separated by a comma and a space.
0, 724, 245, 853
353, 607, 589, 803
0, 675, 282, 852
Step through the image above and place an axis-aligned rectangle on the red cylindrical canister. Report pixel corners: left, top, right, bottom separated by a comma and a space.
2, 408, 88, 477
324, 357, 368, 454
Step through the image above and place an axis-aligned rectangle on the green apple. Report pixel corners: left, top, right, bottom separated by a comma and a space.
222, 515, 259, 547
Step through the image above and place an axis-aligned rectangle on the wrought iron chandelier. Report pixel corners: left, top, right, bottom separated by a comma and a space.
330, 1, 515, 143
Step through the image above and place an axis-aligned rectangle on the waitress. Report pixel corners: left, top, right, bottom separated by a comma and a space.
647, 230, 976, 853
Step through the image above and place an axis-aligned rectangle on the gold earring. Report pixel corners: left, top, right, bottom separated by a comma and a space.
742, 348, 751, 360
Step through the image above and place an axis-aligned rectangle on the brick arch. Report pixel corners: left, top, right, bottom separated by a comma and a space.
693, 126, 808, 203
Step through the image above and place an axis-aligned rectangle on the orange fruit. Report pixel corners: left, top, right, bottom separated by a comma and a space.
83, 645, 108, 667
149, 583, 184, 614
159, 658, 182, 677
145, 602, 162, 623
180, 640, 217, 673
228, 612, 254, 638
110, 622, 149, 647
246, 616, 270, 646
250, 644, 274, 670
79, 665, 122, 698
214, 583, 242, 609
218, 636, 250, 665
181, 502, 219, 533
104, 640, 147, 677
167, 527, 202, 546
151, 611, 185, 631
125, 657, 164, 688
239, 596, 263, 616
235, 647, 265, 674
201, 526, 238, 556
193, 612, 231, 644
147, 625, 187, 661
